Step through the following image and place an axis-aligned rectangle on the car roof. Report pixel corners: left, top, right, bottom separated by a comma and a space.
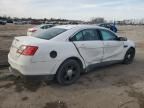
53, 24, 105, 30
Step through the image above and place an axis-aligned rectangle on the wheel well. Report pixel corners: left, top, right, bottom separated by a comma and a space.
66, 57, 83, 70
56, 57, 84, 75
125, 47, 135, 58
129, 47, 135, 52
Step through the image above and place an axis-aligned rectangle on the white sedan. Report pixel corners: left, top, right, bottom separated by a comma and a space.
8, 25, 135, 85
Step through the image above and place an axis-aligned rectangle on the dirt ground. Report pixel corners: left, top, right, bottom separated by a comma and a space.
0, 24, 144, 108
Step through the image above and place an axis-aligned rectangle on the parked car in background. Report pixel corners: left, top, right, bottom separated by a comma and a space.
13, 20, 28, 25
7, 19, 13, 23
0, 20, 6, 25
13, 21, 23, 25
98, 23, 118, 33
27, 24, 55, 36
8, 25, 135, 85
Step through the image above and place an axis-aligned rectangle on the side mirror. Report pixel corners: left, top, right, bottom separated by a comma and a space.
117, 37, 127, 41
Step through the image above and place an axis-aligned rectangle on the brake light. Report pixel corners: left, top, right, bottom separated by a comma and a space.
17, 45, 38, 56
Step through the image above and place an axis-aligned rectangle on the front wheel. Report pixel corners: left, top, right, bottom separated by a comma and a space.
123, 48, 135, 64
56, 59, 81, 85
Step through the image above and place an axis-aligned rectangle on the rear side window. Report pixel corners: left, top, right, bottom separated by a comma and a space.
71, 29, 100, 41
32, 28, 67, 40
100, 29, 117, 40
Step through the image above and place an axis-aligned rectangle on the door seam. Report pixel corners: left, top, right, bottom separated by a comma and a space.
72, 42, 87, 69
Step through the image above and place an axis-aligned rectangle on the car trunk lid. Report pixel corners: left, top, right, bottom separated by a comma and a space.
9, 36, 47, 60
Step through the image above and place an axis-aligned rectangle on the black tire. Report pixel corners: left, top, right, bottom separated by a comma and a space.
56, 59, 81, 85
123, 48, 135, 64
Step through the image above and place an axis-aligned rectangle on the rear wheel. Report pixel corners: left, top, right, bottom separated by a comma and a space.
123, 48, 135, 64
56, 59, 81, 85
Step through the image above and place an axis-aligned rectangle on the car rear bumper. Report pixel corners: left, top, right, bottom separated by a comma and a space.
9, 66, 54, 80
8, 53, 59, 76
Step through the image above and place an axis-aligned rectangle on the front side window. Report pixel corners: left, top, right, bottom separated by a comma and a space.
32, 28, 67, 40
71, 29, 100, 41
100, 29, 117, 41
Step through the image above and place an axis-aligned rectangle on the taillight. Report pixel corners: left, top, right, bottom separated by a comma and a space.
17, 45, 38, 56
17, 45, 27, 54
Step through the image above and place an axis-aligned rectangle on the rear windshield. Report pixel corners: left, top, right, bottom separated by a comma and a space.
32, 28, 67, 40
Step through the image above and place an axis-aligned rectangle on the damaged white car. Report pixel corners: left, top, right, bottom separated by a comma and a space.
8, 25, 135, 85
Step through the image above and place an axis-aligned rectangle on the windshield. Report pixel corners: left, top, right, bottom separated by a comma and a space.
32, 28, 67, 40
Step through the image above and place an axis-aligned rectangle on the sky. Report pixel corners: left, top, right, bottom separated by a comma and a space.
0, 0, 144, 21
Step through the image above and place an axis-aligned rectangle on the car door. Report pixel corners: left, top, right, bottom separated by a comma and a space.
99, 29, 124, 62
71, 29, 104, 65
